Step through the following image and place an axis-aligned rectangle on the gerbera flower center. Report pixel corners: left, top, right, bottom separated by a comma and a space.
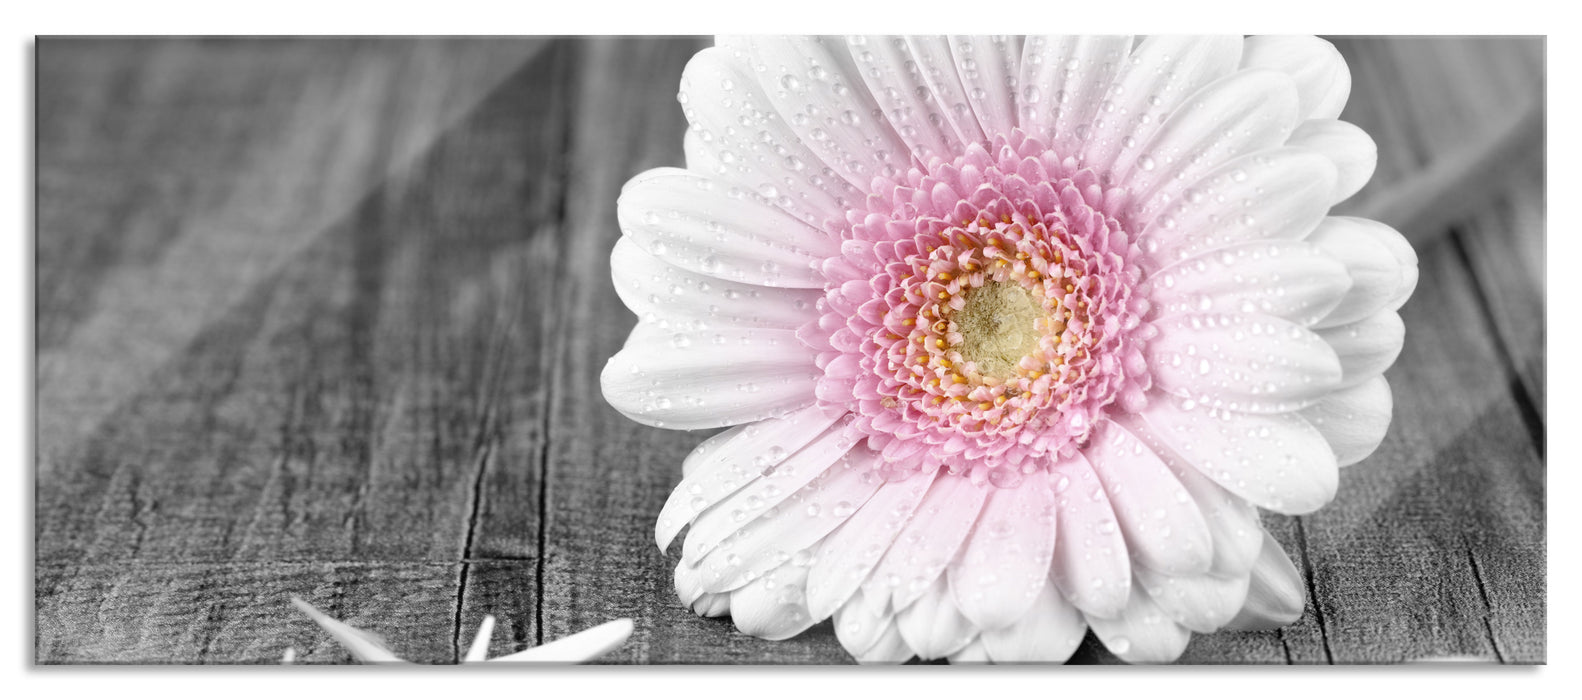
814, 130, 1155, 483
953, 280, 1047, 380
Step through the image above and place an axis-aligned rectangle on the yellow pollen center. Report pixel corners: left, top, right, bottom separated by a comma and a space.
952, 281, 1049, 379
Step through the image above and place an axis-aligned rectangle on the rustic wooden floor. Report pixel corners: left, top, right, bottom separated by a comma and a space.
34, 36, 1546, 664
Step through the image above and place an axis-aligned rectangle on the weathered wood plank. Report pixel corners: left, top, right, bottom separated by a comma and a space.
36, 562, 462, 664
35, 38, 566, 662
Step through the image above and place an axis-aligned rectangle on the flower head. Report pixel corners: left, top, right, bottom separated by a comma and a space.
603, 35, 1416, 663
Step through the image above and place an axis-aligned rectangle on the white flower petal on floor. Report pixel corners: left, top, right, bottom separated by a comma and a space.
288, 597, 631, 664
604, 34, 1415, 664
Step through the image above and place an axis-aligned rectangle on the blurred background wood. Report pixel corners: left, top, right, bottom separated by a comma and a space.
34, 36, 1545, 664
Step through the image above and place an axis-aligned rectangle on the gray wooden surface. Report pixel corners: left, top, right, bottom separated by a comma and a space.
34, 36, 1545, 664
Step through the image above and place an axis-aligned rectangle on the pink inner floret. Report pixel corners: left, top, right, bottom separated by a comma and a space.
806, 130, 1157, 486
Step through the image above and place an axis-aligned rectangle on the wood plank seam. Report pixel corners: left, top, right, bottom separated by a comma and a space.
1462, 543, 1505, 663
1292, 517, 1335, 664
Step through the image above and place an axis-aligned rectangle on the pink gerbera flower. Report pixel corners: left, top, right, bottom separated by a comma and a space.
602, 35, 1417, 663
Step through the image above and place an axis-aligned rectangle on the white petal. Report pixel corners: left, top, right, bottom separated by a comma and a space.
289, 597, 406, 664
464, 615, 494, 662
676, 557, 733, 617
864, 473, 989, 611
684, 127, 723, 174
950, 35, 1022, 140
1048, 452, 1132, 618
1136, 147, 1335, 268
905, 36, 987, 147
1287, 119, 1377, 204
1126, 69, 1301, 207
1146, 239, 1351, 327
656, 405, 844, 551
682, 420, 860, 566
1140, 395, 1338, 515
947, 638, 991, 663
692, 592, 732, 618
854, 618, 916, 664
895, 577, 977, 660
806, 472, 936, 620
846, 35, 968, 162
697, 447, 886, 591
1300, 375, 1394, 467
1316, 311, 1406, 389
1084, 420, 1213, 575
1308, 216, 1418, 328
1079, 36, 1244, 180
1225, 532, 1306, 631
1240, 35, 1351, 121
946, 470, 1058, 631
1134, 567, 1251, 634
1085, 581, 1193, 663
728, 557, 818, 641
1146, 312, 1343, 413
1017, 35, 1134, 157
487, 619, 633, 663
980, 582, 1087, 663
675, 558, 707, 607
676, 46, 861, 232
1167, 451, 1264, 577
741, 36, 913, 189
833, 587, 894, 657
610, 237, 822, 332
619, 168, 837, 287
601, 322, 820, 430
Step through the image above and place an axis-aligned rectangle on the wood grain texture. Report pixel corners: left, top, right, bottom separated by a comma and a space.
34, 36, 1545, 664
